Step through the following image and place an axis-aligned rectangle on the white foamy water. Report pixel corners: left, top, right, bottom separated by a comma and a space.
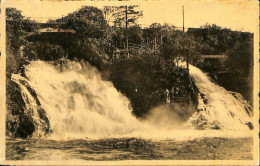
16, 60, 144, 138
11, 74, 50, 137
11, 60, 253, 140
184, 65, 253, 130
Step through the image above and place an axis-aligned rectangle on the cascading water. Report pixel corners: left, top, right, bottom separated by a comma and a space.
11, 60, 253, 139
11, 74, 50, 137
184, 65, 253, 130
12, 60, 143, 138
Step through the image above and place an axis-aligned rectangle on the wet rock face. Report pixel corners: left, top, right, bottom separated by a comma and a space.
200, 93, 208, 104
37, 108, 51, 134
19, 79, 42, 106
230, 92, 253, 117
7, 77, 51, 138
16, 115, 35, 138
7, 80, 26, 115
6, 80, 26, 138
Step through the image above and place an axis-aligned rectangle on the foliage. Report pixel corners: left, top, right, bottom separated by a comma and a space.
189, 24, 233, 55
6, 8, 33, 77
148, 23, 162, 40
190, 24, 254, 103
103, 5, 143, 28
109, 55, 192, 117
104, 5, 143, 52
102, 6, 118, 24
61, 6, 108, 38
112, 25, 144, 45
6, 5, 254, 136
143, 23, 175, 47
127, 25, 144, 44
6, 8, 27, 56
160, 31, 202, 67
23, 42, 66, 61
6, 8, 31, 137
37, 6, 111, 69
225, 32, 253, 75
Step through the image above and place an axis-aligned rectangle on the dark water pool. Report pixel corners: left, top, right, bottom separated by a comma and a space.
6, 137, 253, 160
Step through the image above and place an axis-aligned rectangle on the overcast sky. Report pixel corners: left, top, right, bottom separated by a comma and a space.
2, 0, 259, 32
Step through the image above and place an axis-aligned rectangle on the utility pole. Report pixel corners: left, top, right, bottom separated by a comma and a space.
182, 5, 189, 70
125, 6, 129, 53
182, 5, 185, 33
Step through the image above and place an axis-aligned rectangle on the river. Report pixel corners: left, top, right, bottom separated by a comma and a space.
6, 137, 253, 160
6, 60, 253, 160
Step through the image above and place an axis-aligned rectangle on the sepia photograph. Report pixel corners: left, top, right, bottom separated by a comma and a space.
0, 0, 259, 165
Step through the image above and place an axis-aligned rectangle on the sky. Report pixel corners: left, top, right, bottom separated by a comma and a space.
2, 0, 259, 32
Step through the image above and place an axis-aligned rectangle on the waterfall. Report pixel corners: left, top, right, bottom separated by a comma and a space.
184, 65, 253, 130
12, 60, 142, 138
11, 74, 50, 137
11, 60, 253, 139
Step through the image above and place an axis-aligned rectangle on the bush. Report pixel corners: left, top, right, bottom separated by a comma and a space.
23, 42, 66, 61
109, 55, 194, 117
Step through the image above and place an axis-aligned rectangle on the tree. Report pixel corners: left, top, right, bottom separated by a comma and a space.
143, 23, 176, 51
188, 24, 233, 55
102, 6, 118, 24
107, 5, 143, 28
127, 25, 144, 44
180, 34, 201, 68
149, 23, 161, 52
6, 8, 36, 77
111, 25, 143, 45
161, 32, 201, 68
160, 23, 176, 41
62, 6, 108, 39
6, 8, 27, 54
103, 6, 143, 51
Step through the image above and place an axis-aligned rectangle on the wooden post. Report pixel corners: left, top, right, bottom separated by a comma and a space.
125, 6, 129, 53
182, 6, 185, 33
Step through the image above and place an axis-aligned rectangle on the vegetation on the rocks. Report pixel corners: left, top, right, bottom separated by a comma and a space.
6, 6, 254, 138
189, 24, 254, 103
109, 55, 196, 117
6, 8, 33, 138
